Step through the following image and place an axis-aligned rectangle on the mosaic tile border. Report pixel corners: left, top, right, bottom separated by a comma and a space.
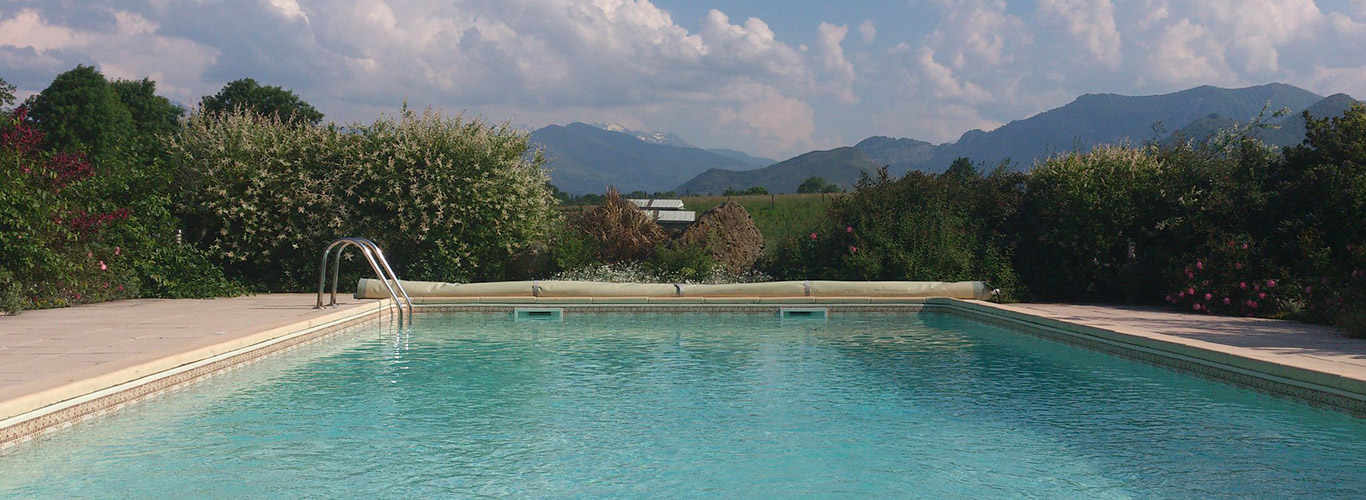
413, 304, 928, 314
935, 302, 1366, 417
0, 307, 393, 451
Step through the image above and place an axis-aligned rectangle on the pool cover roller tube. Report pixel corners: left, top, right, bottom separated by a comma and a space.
356, 279, 992, 300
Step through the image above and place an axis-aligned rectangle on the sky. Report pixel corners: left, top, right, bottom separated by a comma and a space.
2, 0, 1365, 159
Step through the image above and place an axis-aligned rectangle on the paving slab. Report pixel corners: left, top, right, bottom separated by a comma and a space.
0, 294, 379, 422
980, 302, 1366, 382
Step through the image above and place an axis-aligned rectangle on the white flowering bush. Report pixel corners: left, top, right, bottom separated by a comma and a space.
551, 262, 772, 285
170, 107, 557, 290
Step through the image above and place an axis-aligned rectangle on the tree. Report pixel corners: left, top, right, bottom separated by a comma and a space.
201, 78, 323, 126
25, 65, 135, 164
110, 78, 184, 139
944, 157, 976, 180
0, 77, 14, 108
797, 176, 841, 193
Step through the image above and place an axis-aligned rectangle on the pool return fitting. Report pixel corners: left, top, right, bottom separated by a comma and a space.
316, 237, 414, 324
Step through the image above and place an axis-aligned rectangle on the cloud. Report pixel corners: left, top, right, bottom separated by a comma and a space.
1036, 0, 1122, 69
815, 22, 856, 102
4, 0, 1366, 161
717, 84, 818, 154
858, 20, 876, 44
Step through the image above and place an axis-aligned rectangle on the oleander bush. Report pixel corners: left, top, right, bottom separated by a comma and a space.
2, 82, 240, 315
170, 107, 557, 290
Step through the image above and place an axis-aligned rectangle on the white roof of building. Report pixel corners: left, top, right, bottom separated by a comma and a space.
628, 199, 686, 210
649, 210, 696, 223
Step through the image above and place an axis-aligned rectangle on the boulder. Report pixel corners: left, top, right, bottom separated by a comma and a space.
674, 201, 764, 273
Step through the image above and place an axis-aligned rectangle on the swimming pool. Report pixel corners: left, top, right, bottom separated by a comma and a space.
3, 311, 1365, 498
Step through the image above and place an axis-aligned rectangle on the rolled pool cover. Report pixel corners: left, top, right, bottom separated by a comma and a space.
356, 279, 991, 300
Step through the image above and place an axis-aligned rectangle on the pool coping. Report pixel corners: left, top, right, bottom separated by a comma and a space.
4, 296, 1365, 449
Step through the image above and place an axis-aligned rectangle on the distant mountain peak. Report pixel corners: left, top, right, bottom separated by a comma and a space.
586, 122, 693, 148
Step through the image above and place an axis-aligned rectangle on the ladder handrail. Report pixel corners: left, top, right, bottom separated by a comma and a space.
316, 237, 413, 323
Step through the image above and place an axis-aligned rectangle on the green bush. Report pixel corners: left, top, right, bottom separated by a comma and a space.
170, 107, 557, 290
646, 240, 718, 283
766, 164, 1022, 298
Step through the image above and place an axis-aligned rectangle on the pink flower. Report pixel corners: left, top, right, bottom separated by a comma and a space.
1257, 292, 1266, 299
1251, 301, 1259, 309
1235, 262, 1243, 270
1239, 282, 1247, 289
1223, 297, 1231, 304
1196, 261, 1204, 270
1241, 243, 1249, 249
845, 226, 853, 233
849, 245, 858, 253
810, 233, 818, 240
117, 285, 123, 292
1266, 280, 1276, 288
74, 294, 81, 300
1306, 286, 1313, 294
1193, 304, 1202, 311
99, 260, 107, 271
1204, 293, 1212, 300
1187, 272, 1195, 279
1166, 295, 1173, 302
1187, 288, 1195, 295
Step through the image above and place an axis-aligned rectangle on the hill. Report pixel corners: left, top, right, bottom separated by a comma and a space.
1164, 93, 1362, 148
676, 147, 879, 195
856, 83, 1328, 174
530, 122, 756, 194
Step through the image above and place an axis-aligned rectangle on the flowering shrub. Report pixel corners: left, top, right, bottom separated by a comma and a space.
1, 108, 138, 312
551, 262, 771, 285
171, 107, 557, 290
1165, 238, 1283, 316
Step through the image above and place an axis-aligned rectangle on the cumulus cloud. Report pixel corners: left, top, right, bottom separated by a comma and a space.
814, 22, 856, 102
3, 0, 1366, 159
1036, 0, 1122, 69
858, 20, 876, 44
717, 84, 819, 153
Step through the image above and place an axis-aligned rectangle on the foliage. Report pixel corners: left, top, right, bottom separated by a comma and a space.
24, 65, 135, 165
544, 226, 600, 275
1164, 238, 1285, 316
766, 165, 1023, 298
110, 77, 184, 147
797, 175, 842, 193
645, 239, 718, 283
572, 187, 668, 264
550, 262, 771, 285
0, 77, 14, 107
170, 107, 557, 290
201, 78, 324, 126
1272, 103, 1366, 326
1, 107, 138, 313
723, 186, 769, 196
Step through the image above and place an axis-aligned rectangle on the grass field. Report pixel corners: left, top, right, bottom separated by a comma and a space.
682, 193, 841, 251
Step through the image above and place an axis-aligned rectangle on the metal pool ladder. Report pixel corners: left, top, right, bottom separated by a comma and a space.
316, 237, 414, 323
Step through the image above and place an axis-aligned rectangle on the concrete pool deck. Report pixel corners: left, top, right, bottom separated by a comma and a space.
3, 295, 1365, 447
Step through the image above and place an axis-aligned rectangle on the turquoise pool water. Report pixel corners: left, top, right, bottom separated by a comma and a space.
3, 312, 1366, 498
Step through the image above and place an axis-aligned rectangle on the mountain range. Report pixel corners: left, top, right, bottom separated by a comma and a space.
532, 83, 1360, 195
